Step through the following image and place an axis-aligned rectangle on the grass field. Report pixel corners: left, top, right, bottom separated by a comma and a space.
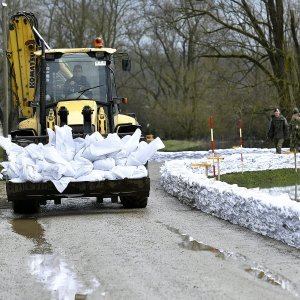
0, 149, 3, 173
220, 169, 300, 189
0, 148, 3, 162
161, 140, 206, 152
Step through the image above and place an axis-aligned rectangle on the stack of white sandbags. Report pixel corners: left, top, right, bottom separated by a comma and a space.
0, 125, 165, 192
161, 159, 300, 249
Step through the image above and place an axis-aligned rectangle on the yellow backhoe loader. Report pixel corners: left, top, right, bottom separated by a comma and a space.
4, 12, 150, 213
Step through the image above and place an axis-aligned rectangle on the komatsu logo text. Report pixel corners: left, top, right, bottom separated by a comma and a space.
29, 51, 35, 88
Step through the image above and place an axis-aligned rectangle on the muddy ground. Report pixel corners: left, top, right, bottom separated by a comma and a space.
0, 162, 300, 299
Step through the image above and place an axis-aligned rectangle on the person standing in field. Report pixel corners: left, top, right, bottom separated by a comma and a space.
289, 107, 300, 152
267, 108, 289, 154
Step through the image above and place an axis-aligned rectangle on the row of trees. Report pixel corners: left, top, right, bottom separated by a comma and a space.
1, 0, 300, 142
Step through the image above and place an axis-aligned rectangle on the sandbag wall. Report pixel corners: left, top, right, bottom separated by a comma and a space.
161, 159, 300, 249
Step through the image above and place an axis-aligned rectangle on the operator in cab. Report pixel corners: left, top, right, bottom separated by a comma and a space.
64, 64, 92, 98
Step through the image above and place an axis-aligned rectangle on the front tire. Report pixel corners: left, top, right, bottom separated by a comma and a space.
121, 195, 148, 209
12, 199, 39, 214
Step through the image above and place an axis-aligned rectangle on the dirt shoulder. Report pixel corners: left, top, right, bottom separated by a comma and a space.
0, 181, 10, 208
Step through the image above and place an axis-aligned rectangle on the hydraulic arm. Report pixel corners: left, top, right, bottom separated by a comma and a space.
7, 12, 40, 118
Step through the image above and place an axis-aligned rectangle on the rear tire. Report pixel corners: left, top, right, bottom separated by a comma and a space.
12, 199, 39, 214
121, 195, 148, 209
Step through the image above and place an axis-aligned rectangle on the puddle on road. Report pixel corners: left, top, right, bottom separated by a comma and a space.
10, 218, 102, 299
179, 234, 226, 259
245, 267, 281, 286
11, 219, 52, 254
158, 221, 299, 297
164, 223, 226, 258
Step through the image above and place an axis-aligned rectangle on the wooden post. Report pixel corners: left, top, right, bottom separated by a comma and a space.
209, 116, 216, 177
239, 119, 244, 173
191, 163, 211, 177
294, 150, 297, 173
207, 157, 224, 180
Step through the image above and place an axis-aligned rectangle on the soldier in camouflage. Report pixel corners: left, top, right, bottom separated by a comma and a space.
289, 107, 300, 152
268, 108, 289, 154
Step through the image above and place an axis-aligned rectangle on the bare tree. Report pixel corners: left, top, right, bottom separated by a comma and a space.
121, 0, 218, 138
89, 0, 132, 48
184, 0, 300, 115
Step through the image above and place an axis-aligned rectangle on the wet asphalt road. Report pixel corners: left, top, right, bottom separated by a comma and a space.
0, 162, 300, 300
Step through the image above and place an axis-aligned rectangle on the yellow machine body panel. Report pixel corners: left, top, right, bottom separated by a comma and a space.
7, 14, 38, 118
115, 114, 137, 127
55, 100, 98, 127
18, 114, 38, 132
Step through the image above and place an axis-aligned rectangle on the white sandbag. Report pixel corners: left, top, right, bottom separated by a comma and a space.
73, 147, 84, 160
121, 129, 141, 155
19, 157, 43, 182
125, 155, 141, 166
112, 165, 148, 179
74, 170, 105, 182
61, 162, 76, 178
1, 161, 19, 179
86, 131, 104, 144
121, 135, 131, 143
10, 177, 25, 183
111, 147, 131, 164
40, 145, 77, 178
92, 133, 123, 156
0, 135, 13, 153
0, 135, 24, 156
80, 146, 100, 161
126, 137, 165, 166
136, 141, 148, 152
102, 171, 117, 180
55, 125, 76, 161
11, 152, 36, 180
41, 161, 76, 179
93, 157, 115, 171
47, 128, 56, 146
109, 130, 142, 161
74, 137, 86, 154
82, 133, 123, 161
43, 145, 69, 165
51, 177, 73, 193
70, 157, 93, 178
115, 157, 127, 166
124, 141, 149, 165
25, 143, 45, 161
79, 132, 105, 161
79, 131, 104, 158
36, 160, 66, 180
131, 165, 148, 178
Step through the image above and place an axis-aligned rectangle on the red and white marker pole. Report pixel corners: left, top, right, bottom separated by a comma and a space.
210, 116, 216, 177
239, 119, 244, 173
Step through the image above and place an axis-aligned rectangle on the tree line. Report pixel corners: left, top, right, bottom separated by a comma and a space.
1, 0, 299, 142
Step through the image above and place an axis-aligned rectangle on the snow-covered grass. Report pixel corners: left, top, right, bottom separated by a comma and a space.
155, 148, 300, 249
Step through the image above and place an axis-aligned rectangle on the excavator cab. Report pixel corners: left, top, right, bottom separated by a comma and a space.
41, 49, 126, 135
7, 11, 139, 140
45, 51, 110, 103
